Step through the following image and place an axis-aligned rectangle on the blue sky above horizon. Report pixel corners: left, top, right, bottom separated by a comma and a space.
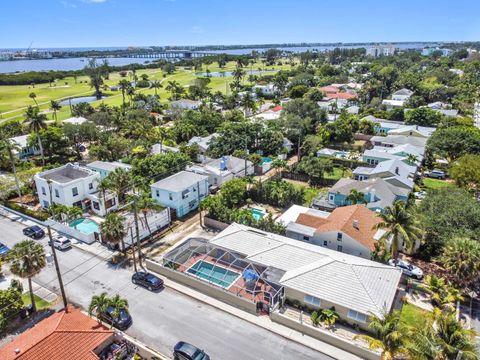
1, 0, 479, 49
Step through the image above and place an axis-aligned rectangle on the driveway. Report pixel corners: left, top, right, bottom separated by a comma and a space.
0, 215, 332, 360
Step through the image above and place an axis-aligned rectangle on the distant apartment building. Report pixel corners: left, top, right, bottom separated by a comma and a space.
366, 44, 395, 57
421, 47, 452, 57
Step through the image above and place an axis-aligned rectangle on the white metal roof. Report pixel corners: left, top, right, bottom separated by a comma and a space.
150, 171, 208, 192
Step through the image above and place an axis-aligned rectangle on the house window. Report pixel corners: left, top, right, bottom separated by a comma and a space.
328, 194, 335, 202
93, 201, 100, 210
323, 240, 328, 246
169, 193, 173, 200
88, 183, 93, 190
55, 189, 59, 198
303, 236, 310, 241
72, 187, 78, 197
337, 232, 342, 241
111, 198, 116, 206
304, 294, 321, 307
348, 310, 367, 323
43, 200, 49, 208
156, 190, 160, 197
41, 187, 46, 196
337, 245, 343, 252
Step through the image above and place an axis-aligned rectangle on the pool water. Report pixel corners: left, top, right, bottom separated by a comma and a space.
250, 208, 266, 221
261, 157, 273, 164
69, 218, 100, 234
59, 96, 105, 106
187, 260, 240, 289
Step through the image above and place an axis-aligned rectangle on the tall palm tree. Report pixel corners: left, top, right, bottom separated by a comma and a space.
29, 92, 38, 106
108, 294, 129, 321
100, 212, 126, 251
0, 136, 23, 203
150, 80, 163, 96
406, 154, 419, 166
50, 100, 61, 121
165, 80, 183, 101
88, 292, 110, 319
346, 189, 367, 205
118, 79, 130, 107
373, 201, 423, 260
241, 92, 257, 117
7, 240, 46, 312
66, 205, 83, 220
135, 194, 163, 235
24, 106, 47, 166
440, 237, 480, 287
105, 168, 131, 203
354, 310, 408, 360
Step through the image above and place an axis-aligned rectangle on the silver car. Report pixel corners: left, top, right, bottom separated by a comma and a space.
48, 235, 72, 250
388, 259, 423, 280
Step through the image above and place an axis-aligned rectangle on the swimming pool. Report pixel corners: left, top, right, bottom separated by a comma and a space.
187, 260, 240, 289
250, 207, 266, 221
261, 157, 273, 164
69, 218, 100, 234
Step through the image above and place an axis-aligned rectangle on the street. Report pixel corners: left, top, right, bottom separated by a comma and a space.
0, 216, 332, 360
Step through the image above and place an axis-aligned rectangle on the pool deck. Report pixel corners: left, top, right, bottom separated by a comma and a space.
178, 254, 275, 307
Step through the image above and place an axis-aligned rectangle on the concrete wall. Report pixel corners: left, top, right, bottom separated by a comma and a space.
204, 216, 229, 231
284, 287, 370, 331
146, 259, 257, 315
270, 310, 380, 360
50, 220, 96, 244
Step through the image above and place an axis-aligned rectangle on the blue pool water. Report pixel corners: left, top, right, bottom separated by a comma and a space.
69, 218, 100, 234
250, 207, 266, 221
59, 96, 105, 106
187, 260, 240, 289
261, 157, 273, 164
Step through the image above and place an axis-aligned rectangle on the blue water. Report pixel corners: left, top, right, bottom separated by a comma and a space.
261, 157, 273, 164
195, 70, 275, 77
59, 96, 105, 106
69, 218, 100, 234
187, 260, 240, 288
250, 208, 266, 221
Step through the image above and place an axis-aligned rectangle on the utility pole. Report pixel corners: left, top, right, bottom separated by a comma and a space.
47, 226, 68, 311
129, 227, 137, 272
197, 181, 202, 227
244, 133, 248, 177
131, 195, 143, 267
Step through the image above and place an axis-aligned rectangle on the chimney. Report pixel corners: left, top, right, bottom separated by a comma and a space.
353, 219, 359, 229
395, 166, 399, 175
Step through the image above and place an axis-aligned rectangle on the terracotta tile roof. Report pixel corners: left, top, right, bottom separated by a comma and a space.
319, 86, 338, 94
295, 205, 382, 251
0, 305, 114, 360
325, 92, 357, 100
270, 105, 283, 112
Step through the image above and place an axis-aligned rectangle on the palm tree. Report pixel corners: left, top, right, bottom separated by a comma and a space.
135, 194, 163, 235
241, 92, 257, 117
406, 154, 419, 166
126, 86, 135, 105
66, 205, 83, 220
29, 92, 38, 106
50, 100, 61, 121
421, 274, 464, 309
49, 203, 69, 221
108, 294, 129, 322
100, 212, 126, 251
24, 106, 47, 166
7, 240, 46, 312
118, 79, 130, 107
346, 189, 367, 205
440, 237, 480, 287
354, 310, 408, 360
373, 201, 423, 260
166, 80, 183, 100
0, 136, 23, 203
150, 80, 163, 96
88, 292, 110, 319
105, 168, 131, 203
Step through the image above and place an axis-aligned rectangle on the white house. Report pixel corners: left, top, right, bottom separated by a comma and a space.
366, 44, 395, 57
86, 161, 132, 180
34, 163, 118, 216
170, 99, 201, 110
252, 84, 277, 96
353, 159, 415, 189
151, 143, 180, 155
187, 156, 254, 187
188, 133, 219, 162
382, 88, 413, 109
276, 204, 384, 259
150, 171, 209, 218
9, 134, 40, 159
63, 117, 88, 125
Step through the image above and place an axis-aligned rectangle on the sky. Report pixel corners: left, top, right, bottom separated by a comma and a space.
1, 0, 479, 49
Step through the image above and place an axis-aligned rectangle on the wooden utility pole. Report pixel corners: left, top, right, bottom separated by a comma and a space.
47, 226, 68, 311
131, 195, 143, 267
197, 181, 202, 227
129, 227, 138, 273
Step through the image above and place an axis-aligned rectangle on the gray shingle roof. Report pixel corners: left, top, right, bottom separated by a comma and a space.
87, 161, 131, 173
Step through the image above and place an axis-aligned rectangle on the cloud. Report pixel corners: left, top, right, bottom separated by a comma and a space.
191, 26, 204, 34
61, 0, 77, 8
83, 0, 107, 3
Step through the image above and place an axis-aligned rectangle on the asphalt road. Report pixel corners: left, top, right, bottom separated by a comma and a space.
0, 216, 332, 360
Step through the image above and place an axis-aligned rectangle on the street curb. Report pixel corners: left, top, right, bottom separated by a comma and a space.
162, 278, 361, 360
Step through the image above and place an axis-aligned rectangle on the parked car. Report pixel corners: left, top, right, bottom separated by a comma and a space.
101, 306, 132, 330
23, 225, 45, 239
424, 169, 446, 179
388, 259, 424, 280
48, 235, 72, 250
131, 271, 164, 291
0, 242, 10, 258
174, 342, 210, 360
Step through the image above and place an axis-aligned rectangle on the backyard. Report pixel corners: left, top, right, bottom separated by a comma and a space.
421, 178, 454, 190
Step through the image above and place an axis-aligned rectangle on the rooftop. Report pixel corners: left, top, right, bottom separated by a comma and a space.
150, 171, 208, 192
37, 163, 97, 184
9, 134, 30, 148
63, 117, 88, 125
210, 223, 402, 317
86, 161, 132, 173
0, 306, 113, 360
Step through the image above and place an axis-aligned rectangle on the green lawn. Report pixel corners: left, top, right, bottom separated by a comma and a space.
400, 303, 428, 328
421, 178, 454, 190
325, 167, 352, 180
0, 60, 292, 123
22, 293, 51, 310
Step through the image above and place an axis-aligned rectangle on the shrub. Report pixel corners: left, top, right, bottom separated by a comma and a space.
9, 279, 23, 293
311, 310, 320, 326
4, 201, 50, 221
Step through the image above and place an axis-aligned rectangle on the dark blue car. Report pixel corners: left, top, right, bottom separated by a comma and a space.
0, 242, 10, 258
23, 225, 45, 239
174, 342, 210, 360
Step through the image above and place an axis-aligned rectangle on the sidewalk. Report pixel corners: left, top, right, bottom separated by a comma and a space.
162, 277, 362, 360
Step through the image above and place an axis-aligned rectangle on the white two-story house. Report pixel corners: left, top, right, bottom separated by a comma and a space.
150, 171, 209, 218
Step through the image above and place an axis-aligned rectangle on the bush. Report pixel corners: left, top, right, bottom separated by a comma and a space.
311, 310, 320, 326
9, 279, 23, 293
4, 201, 50, 221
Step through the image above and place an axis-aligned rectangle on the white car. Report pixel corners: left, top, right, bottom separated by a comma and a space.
414, 191, 427, 200
388, 259, 423, 280
48, 235, 72, 250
